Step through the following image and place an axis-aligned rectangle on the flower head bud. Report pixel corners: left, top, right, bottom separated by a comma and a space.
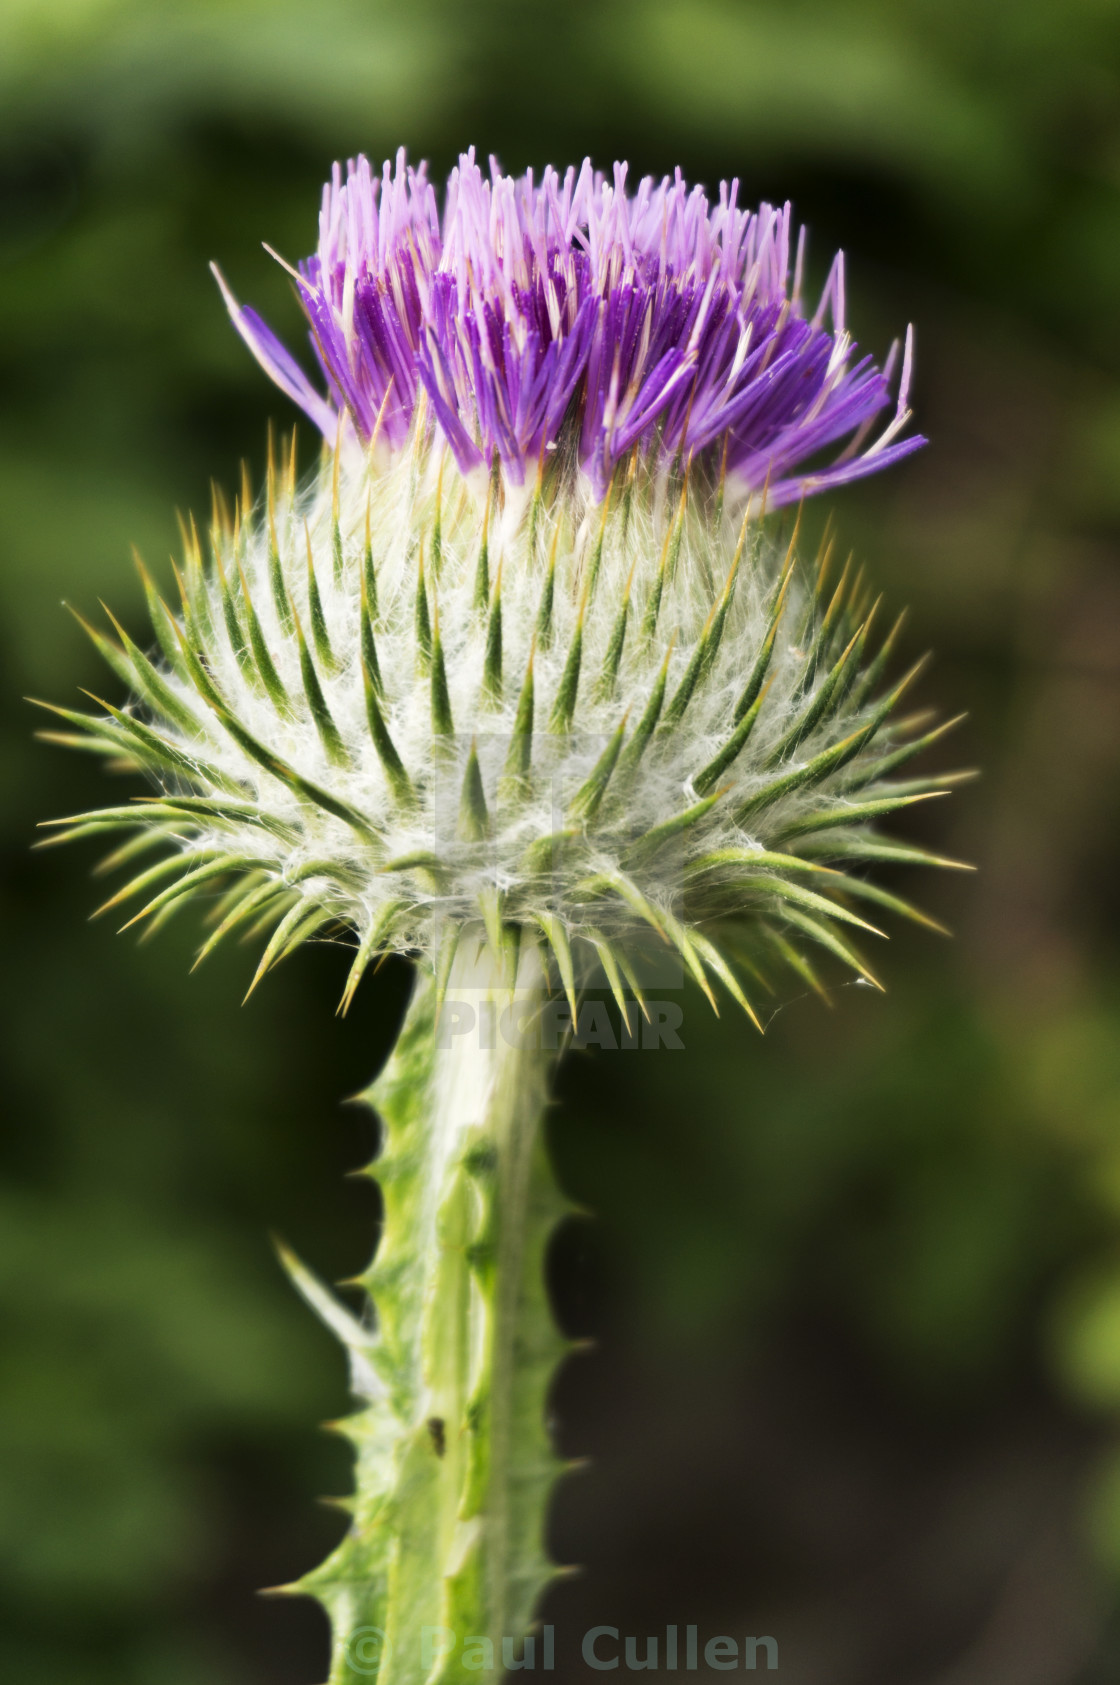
43, 154, 962, 1021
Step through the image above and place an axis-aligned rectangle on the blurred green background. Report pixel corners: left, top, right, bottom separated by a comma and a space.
3, 2, 1120, 1681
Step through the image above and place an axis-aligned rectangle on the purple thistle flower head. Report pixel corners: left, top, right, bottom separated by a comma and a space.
215, 147, 923, 507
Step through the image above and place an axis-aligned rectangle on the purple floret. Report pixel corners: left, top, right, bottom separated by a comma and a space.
215, 148, 923, 507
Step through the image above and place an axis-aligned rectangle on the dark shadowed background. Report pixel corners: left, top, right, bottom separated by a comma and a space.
3, 3, 1120, 1681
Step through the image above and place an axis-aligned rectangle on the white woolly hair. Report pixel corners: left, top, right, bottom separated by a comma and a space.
44, 424, 966, 1019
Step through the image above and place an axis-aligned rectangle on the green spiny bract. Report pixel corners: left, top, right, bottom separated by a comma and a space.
41, 431, 967, 1017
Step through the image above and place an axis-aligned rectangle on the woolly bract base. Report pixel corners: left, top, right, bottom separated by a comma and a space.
42, 432, 962, 1016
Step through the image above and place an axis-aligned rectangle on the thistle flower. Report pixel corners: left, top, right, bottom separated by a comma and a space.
41, 153, 960, 1685
217, 148, 922, 502
46, 154, 942, 1019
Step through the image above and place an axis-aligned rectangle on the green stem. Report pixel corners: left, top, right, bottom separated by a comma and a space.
297, 937, 568, 1685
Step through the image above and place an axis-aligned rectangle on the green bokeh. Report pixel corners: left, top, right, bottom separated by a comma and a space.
3, 3, 1120, 1680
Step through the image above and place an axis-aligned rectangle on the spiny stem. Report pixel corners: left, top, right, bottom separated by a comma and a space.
297, 942, 570, 1685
